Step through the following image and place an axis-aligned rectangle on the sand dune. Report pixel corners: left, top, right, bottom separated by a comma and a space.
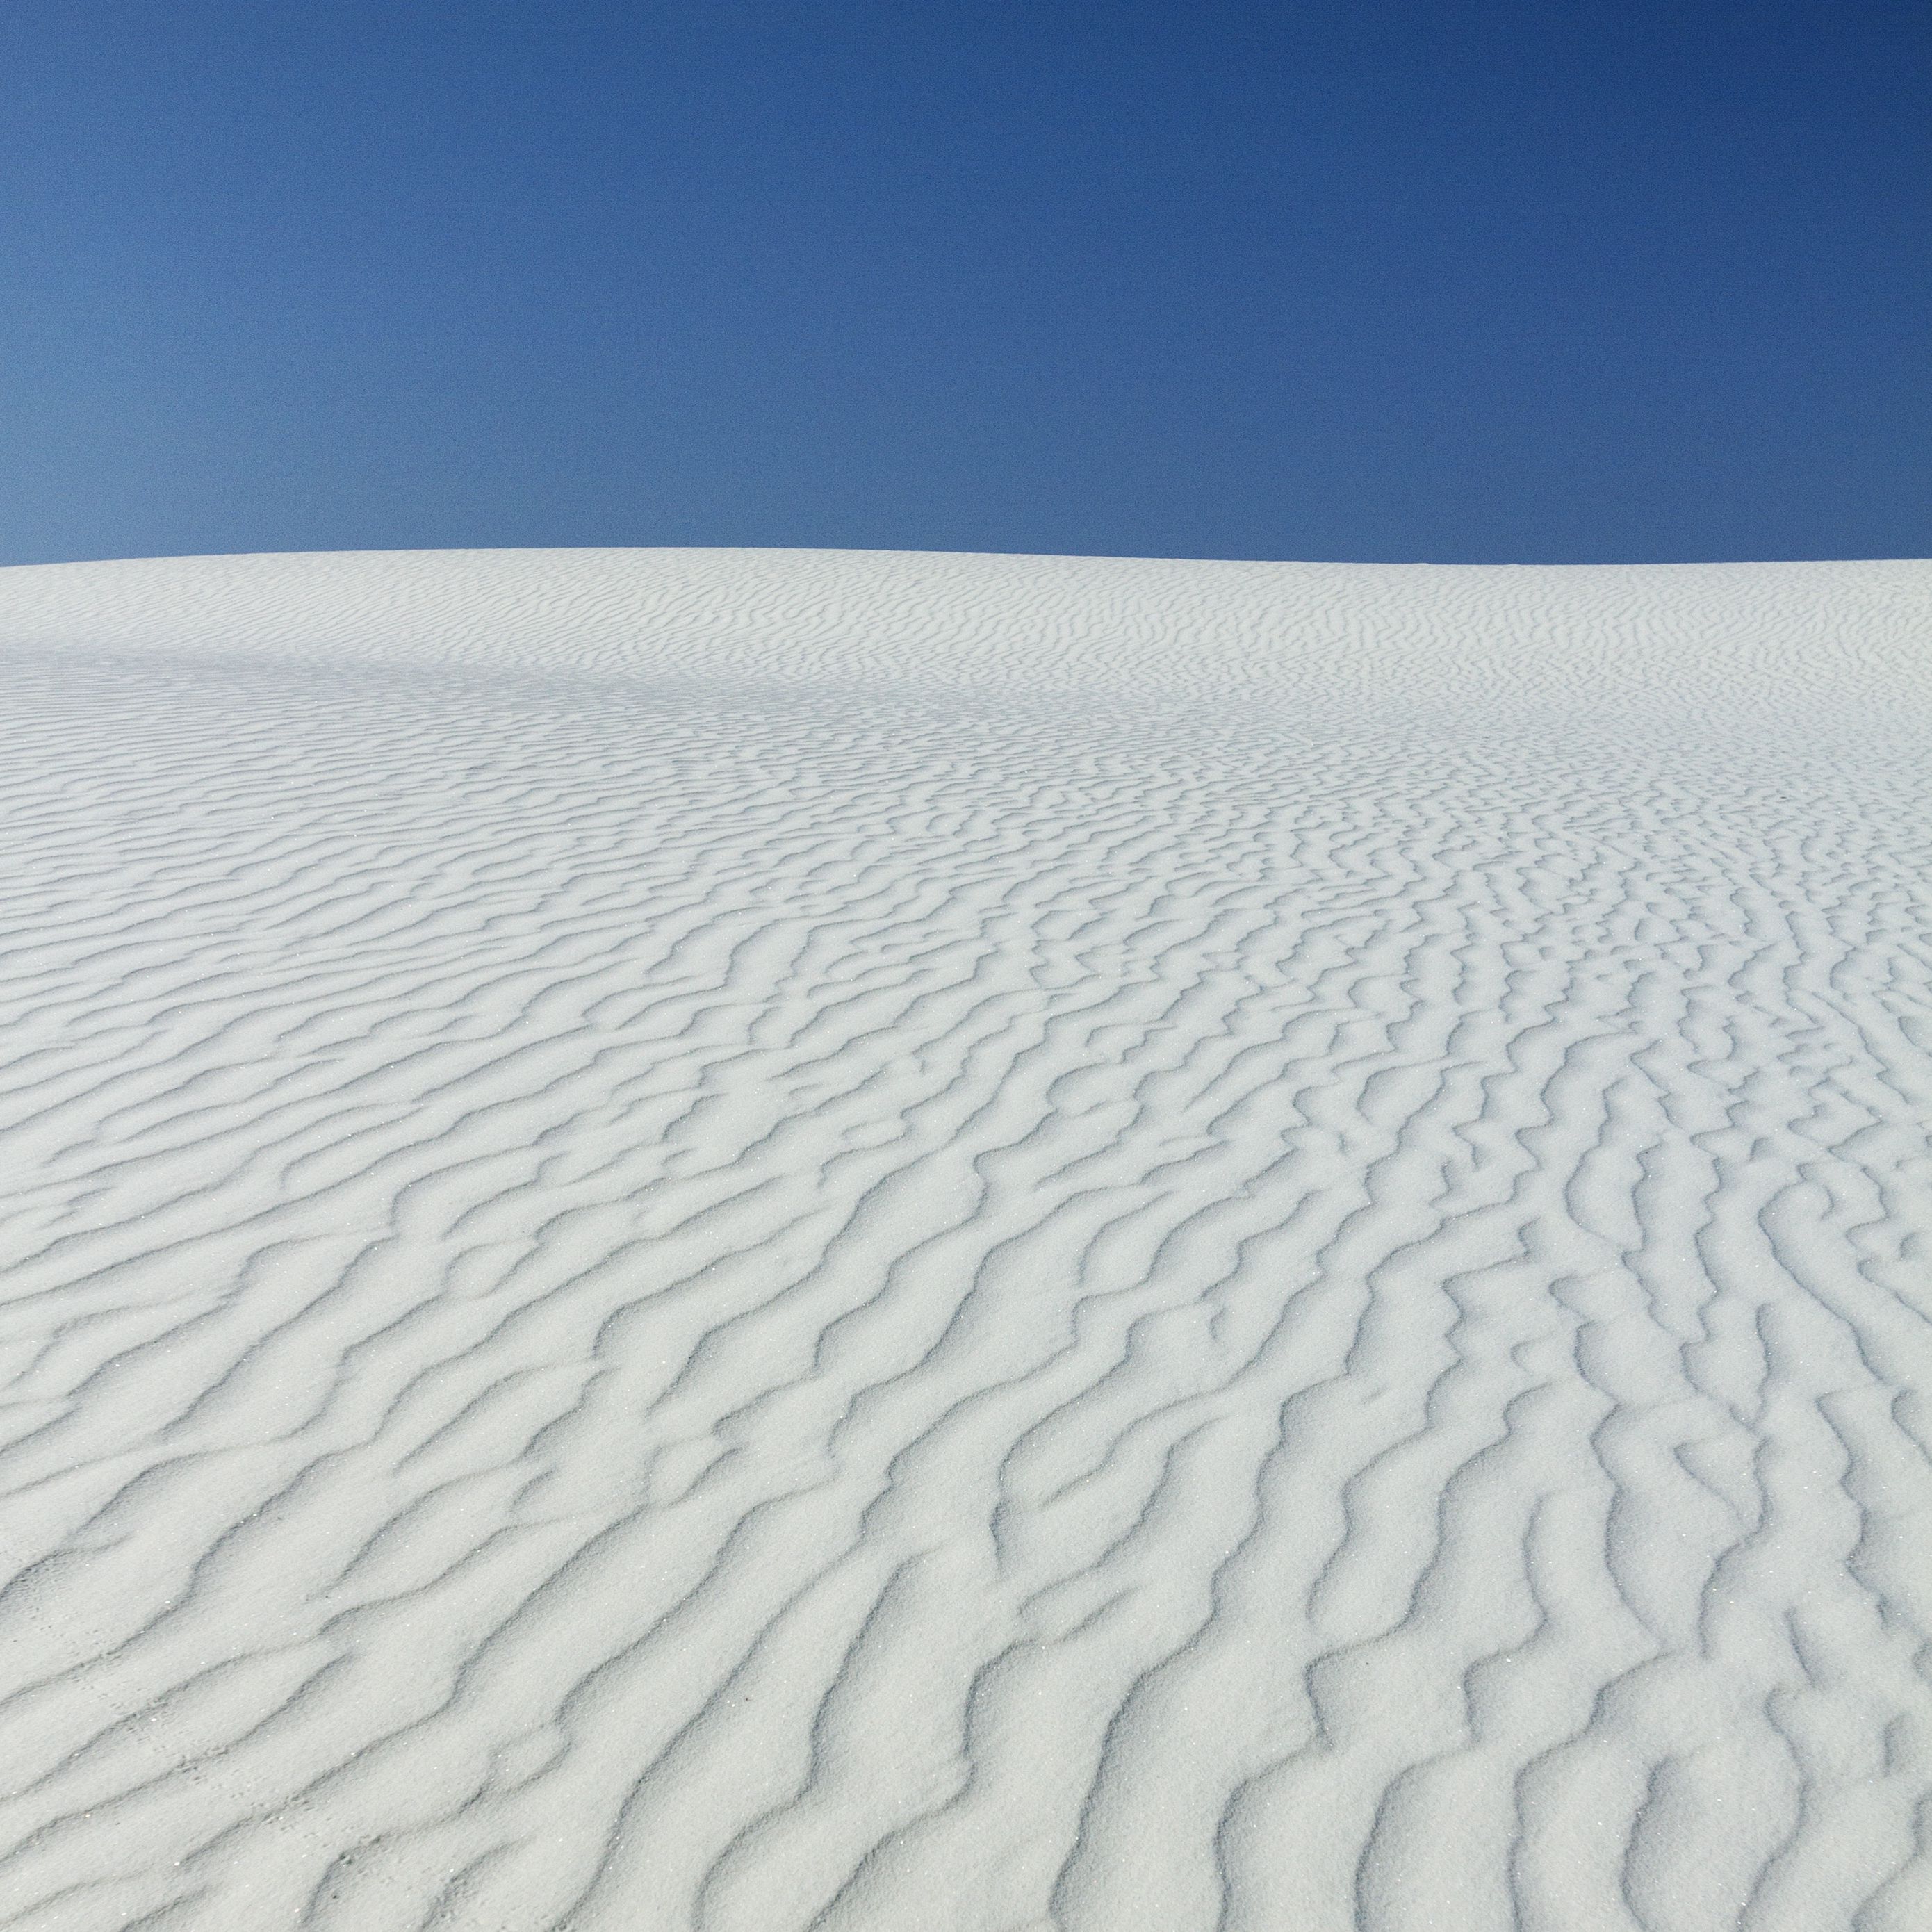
0, 548, 1927, 1931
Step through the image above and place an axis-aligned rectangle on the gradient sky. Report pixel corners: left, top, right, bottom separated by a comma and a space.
3, 1, 1926, 566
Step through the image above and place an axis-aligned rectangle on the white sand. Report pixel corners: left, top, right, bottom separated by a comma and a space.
0, 548, 1928, 1931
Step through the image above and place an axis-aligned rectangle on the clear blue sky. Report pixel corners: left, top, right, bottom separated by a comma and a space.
3, 1, 1926, 565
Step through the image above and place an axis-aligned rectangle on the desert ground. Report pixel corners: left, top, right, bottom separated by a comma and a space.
0, 548, 1926, 1931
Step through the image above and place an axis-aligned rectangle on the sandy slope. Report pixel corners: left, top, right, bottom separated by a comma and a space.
0, 548, 1927, 1932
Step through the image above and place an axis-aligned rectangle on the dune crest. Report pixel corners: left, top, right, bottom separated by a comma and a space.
1, 549, 1928, 1930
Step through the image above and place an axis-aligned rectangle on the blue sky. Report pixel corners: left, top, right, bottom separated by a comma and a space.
3, 1, 1926, 564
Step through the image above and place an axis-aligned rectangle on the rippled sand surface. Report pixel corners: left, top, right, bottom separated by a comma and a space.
1, 550, 1928, 1931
